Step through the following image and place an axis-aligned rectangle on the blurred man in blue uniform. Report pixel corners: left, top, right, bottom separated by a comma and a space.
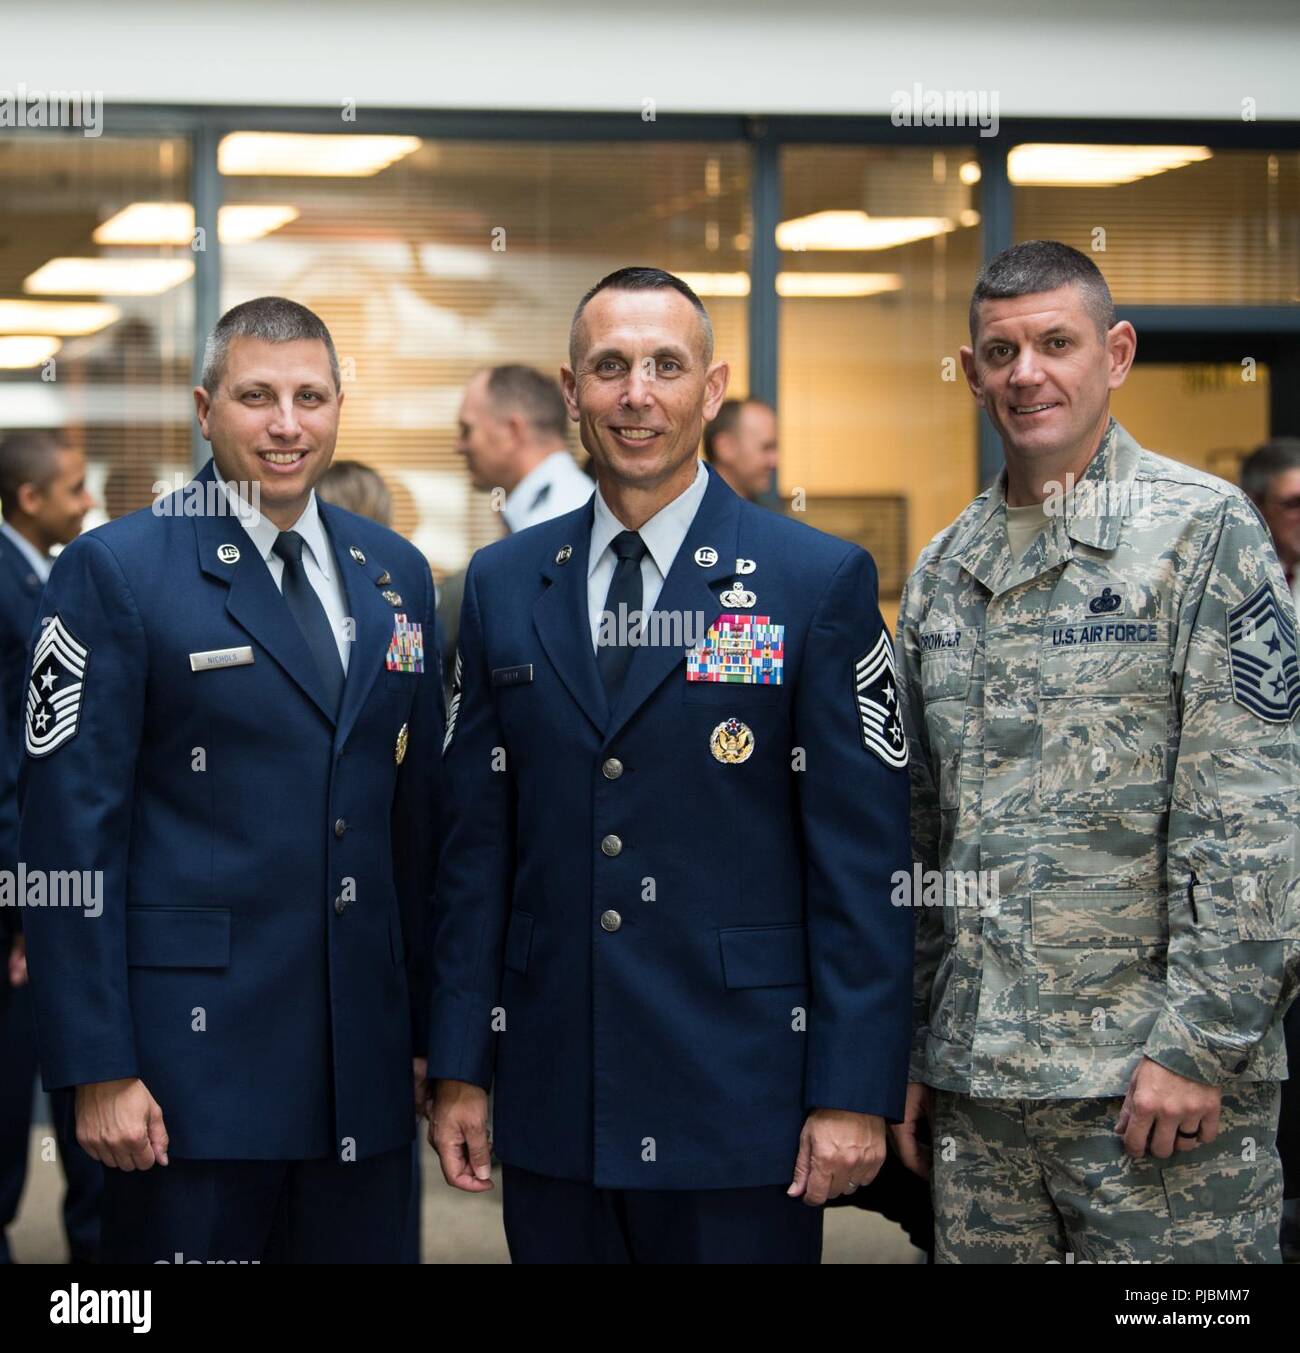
0, 430, 99, 1263
428, 267, 912, 1264
18, 298, 442, 1264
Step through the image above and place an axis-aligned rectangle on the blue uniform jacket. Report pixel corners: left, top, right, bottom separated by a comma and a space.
0, 532, 43, 909
428, 466, 913, 1190
17, 460, 443, 1161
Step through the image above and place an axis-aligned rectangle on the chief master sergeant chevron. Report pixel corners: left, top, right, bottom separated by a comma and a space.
17, 297, 443, 1264
891, 241, 1300, 1263
427, 267, 913, 1264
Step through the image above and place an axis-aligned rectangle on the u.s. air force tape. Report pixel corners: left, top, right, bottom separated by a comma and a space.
26, 615, 88, 758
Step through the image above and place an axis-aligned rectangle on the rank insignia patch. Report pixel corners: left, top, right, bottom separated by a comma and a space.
687, 613, 784, 685
710, 717, 754, 764
26, 616, 88, 758
385, 613, 424, 673
1227, 583, 1300, 722
442, 648, 463, 754
854, 631, 907, 769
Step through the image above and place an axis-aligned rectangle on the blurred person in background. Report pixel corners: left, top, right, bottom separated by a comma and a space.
1241, 435, 1300, 1262
702, 397, 779, 504
0, 429, 99, 1264
318, 459, 394, 528
441, 365, 595, 691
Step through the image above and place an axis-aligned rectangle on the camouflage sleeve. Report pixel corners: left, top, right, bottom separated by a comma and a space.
1145, 493, 1300, 1085
896, 567, 944, 1080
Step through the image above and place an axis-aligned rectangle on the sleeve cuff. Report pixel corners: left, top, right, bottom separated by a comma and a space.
1142, 1007, 1256, 1086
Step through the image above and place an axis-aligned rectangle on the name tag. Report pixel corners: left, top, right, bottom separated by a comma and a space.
491, 664, 534, 687
189, 646, 254, 672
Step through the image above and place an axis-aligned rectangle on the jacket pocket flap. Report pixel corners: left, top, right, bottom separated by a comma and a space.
719, 923, 807, 988
1031, 891, 1165, 948
126, 907, 231, 969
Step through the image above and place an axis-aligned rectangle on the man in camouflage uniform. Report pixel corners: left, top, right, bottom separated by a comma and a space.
891, 240, 1300, 1263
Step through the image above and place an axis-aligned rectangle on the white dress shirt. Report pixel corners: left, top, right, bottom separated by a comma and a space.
503, 451, 594, 534
587, 459, 709, 652
0, 520, 52, 583
213, 465, 351, 672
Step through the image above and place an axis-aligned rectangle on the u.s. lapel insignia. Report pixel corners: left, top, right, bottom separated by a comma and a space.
25, 615, 88, 758
710, 717, 754, 764
382, 589, 403, 607
719, 582, 756, 608
349, 546, 366, 565
694, 546, 718, 567
854, 631, 908, 768
375, 570, 392, 586
394, 723, 409, 765
386, 613, 424, 672
555, 545, 573, 566
217, 542, 241, 565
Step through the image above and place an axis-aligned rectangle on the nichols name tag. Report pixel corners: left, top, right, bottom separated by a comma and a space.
189, 646, 254, 672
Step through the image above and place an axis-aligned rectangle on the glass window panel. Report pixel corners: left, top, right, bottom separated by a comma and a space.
778, 145, 981, 619
1013, 148, 1300, 306
0, 134, 193, 525
220, 136, 750, 575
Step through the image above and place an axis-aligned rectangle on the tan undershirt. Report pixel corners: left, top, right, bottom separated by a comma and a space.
1005, 501, 1051, 560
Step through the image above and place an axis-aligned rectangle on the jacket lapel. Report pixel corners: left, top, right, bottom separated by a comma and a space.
324, 506, 393, 750
191, 461, 337, 724
604, 469, 740, 744
533, 502, 609, 738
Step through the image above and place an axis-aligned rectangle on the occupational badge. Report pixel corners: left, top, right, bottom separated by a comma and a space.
382, 589, 403, 607
395, 722, 409, 766
25, 615, 88, 758
385, 613, 425, 673
719, 583, 756, 608
687, 614, 784, 684
854, 631, 908, 769
1227, 583, 1300, 722
710, 717, 754, 764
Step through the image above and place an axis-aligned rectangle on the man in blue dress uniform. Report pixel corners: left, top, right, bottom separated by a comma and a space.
18, 298, 442, 1263
428, 268, 913, 1263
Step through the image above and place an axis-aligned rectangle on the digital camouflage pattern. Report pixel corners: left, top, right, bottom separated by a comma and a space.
898, 420, 1300, 1100
931, 1083, 1283, 1263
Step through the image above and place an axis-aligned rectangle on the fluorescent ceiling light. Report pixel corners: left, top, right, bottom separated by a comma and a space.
0, 299, 120, 335
218, 132, 422, 177
0, 336, 62, 368
776, 211, 954, 252
676, 272, 751, 298
679, 272, 904, 299
93, 202, 299, 245
24, 258, 195, 296
777, 272, 903, 298
1008, 144, 1213, 186
959, 161, 982, 186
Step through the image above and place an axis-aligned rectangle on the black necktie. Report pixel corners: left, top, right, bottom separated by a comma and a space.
597, 529, 648, 701
272, 530, 345, 715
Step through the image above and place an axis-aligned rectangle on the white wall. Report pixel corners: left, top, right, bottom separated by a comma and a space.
5, 0, 1300, 121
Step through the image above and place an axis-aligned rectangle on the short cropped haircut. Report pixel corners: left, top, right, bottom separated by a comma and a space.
0, 429, 68, 521
703, 397, 772, 462
484, 365, 569, 441
201, 296, 341, 393
1241, 438, 1300, 505
570, 266, 714, 366
317, 459, 393, 527
969, 240, 1116, 340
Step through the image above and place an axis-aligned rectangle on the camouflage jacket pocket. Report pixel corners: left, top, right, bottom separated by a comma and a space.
1211, 742, 1300, 942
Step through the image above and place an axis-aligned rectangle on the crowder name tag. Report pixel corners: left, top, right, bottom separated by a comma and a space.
386, 613, 424, 673
189, 646, 254, 672
687, 613, 784, 685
